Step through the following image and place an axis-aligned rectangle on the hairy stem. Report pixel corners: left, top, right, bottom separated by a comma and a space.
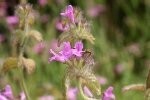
78, 78, 100, 100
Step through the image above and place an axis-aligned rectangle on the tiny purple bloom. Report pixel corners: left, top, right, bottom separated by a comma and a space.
67, 87, 78, 100
60, 5, 75, 23
72, 41, 83, 57
102, 86, 115, 100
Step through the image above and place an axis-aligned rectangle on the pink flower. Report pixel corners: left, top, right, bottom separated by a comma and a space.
0, 85, 26, 100
102, 86, 115, 100
38, 95, 54, 100
49, 42, 73, 62
60, 5, 75, 23
72, 41, 83, 57
67, 87, 78, 100
0, 85, 14, 99
87, 5, 105, 18
49, 41, 84, 63
97, 76, 108, 85
55, 19, 69, 32
6, 16, 19, 26
33, 42, 45, 54
38, 0, 48, 6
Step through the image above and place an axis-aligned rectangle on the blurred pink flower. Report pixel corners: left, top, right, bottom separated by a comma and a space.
6, 16, 19, 26
38, 95, 54, 100
55, 20, 69, 32
60, 5, 75, 23
33, 42, 45, 54
87, 5, 106, 18
0, 34, 5, 43
0, 85, 26, 100
0, 95, 7, 100
0, 85, 14, 100
102, 86, 115, 100
114, 64, 125, 76
19, 92, 26, 100
38, 0, 48, 6
97, 76, 108, 85
67, 87, 78, 100
84, 86, 93, 97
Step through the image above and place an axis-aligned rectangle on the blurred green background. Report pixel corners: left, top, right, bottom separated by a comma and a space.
0, 0, 150, 99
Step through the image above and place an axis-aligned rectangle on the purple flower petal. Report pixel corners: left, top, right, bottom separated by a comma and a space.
1, 85, 14, 99
60, 5, 75, 23
0, 94, 7, 100
6, 16, 18, 26
102, 86, 115, 100
72, 41, 83, 57
60, 42, 73, 58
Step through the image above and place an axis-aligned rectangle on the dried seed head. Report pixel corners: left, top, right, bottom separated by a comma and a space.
29, 30, 43, 42
15, 4, 35, 28
2, 57, 18, 73
22, 58, 36, 74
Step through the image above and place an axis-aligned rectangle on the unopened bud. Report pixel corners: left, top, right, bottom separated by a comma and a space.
22, 58, 36, 74
29, 30, 43, 42
2, 57, 18, 73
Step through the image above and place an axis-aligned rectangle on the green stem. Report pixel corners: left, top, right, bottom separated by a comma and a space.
18, 18, 31, 100
18, 66, 31, 100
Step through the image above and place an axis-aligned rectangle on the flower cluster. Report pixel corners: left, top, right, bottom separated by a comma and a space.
49, 5, 115, 99
0, 85, 25, 100
49, 41, 83, 63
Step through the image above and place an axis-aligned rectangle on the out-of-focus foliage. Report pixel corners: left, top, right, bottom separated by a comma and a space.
0, 0, 149, 99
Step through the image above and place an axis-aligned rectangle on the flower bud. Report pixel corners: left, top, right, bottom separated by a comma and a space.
22, 58, 36, 74
29, 30, 43, 42
2, 57, 18, 73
